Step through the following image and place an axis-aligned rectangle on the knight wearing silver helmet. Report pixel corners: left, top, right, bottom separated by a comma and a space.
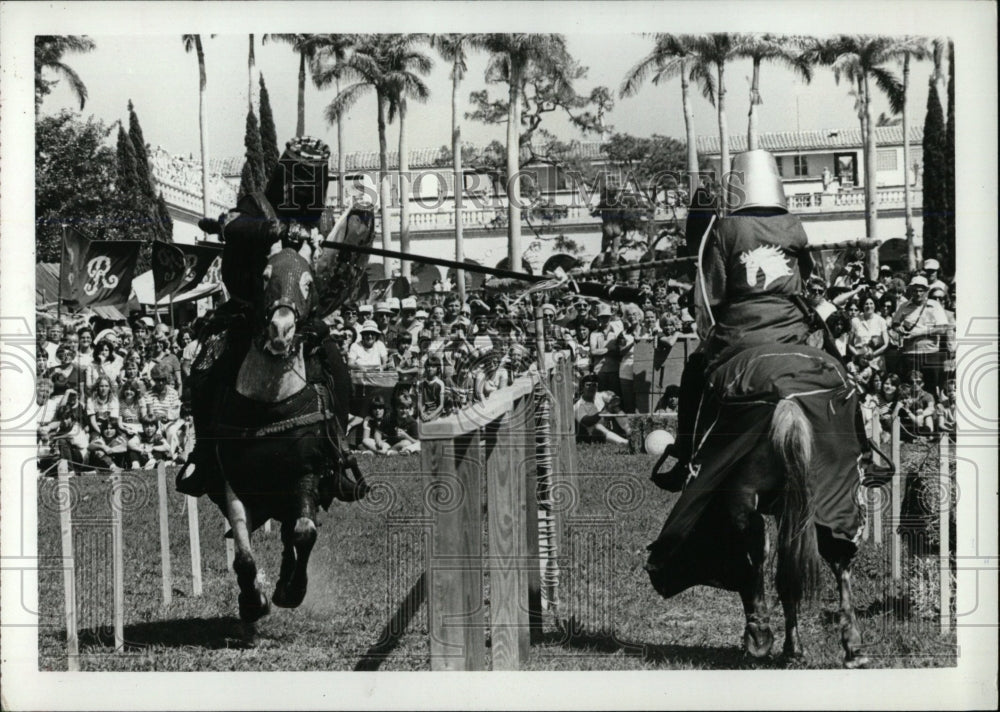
652, 150, 884, 491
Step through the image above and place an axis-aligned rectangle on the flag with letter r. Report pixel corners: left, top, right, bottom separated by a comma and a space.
61, 229, 141, 307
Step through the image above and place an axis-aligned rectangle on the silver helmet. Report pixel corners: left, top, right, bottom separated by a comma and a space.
725, 149, 787, 215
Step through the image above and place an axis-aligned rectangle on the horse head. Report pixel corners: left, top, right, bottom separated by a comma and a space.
739, 251, 760, 287
257, 247, 316, 358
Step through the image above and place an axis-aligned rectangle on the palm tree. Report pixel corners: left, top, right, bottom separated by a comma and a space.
692, 34, 738, 193
895, 37, 932, 271
182, 34, 211, 223
806, 36, 905, 273
34, 35, 96, 116
248, 34, 256, 110
733, 34, 813, 151
323, 35, 425, 278
481, 34, 574, 273
620, 34, 711, 196
432, 34, 486, 301
385, 36, 433, 279
310, 35, 355, 208
263, 34, 327, 137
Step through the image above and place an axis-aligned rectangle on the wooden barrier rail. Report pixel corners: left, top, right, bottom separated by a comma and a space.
418, 351, 576, 671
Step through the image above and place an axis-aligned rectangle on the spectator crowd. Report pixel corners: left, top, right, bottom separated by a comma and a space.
36, 255, 955, 474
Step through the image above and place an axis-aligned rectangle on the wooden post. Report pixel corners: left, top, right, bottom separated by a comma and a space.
522, 388, 542, 640
57, 461, 80, 671
225, 519, 235, 572
111, 470, 124, 652
156, 463, 173, 606
871, 487, 883, 545
890, 417, 903, 580
187, 495, 203, 596
424, 433, 485, 671
939, 433, 951, 633
485, 409, 528, 670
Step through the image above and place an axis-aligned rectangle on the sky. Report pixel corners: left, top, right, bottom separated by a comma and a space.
40, 33, 938, 167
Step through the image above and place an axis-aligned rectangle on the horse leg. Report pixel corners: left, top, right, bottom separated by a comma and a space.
779, 586, 805, 659
829, 554, 868, 668
818, 528, 867, 668
225, 481, 269, 623
733, 492, 774, 658
272, 488, 317, 609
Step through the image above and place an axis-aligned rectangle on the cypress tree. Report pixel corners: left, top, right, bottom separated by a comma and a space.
156, 191, 174, 241
238, 107, 266, 199
944, 42, 955, 277
128, 99, 167, 241
128, 100, 156, 201
259, 74, 280, 183
113, 123, 150, 245
921, 79, 948, 270
115, 124, 140, 198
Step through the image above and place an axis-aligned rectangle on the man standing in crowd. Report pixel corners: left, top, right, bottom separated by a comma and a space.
891, 274, 950, 395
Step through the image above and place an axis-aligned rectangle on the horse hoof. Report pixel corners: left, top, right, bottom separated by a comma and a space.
743, 625, 775, 659
782, 644, 806, 660
272, 580, 307, 609
238, 591, 270, 622
843, 655, 870, 669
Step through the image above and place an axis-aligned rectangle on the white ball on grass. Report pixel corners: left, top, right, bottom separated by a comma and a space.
644, 429, 675, 457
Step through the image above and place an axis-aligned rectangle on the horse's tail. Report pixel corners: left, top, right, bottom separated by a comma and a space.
770, 398, 823, 609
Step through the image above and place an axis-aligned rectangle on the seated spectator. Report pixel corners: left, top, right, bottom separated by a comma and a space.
360, 396, 396, 456
46, 342, 86, 412
128, 417, 172, 470
75, 326, 95, 369
898, 370, 936, 435
653, 384, 681, 414
142, 362, 185, 460
42, 403, 89, 473
87, 339, 123, 388
87, 418, 129, 472
418, 355, 447, 422
86, 375, 120, 437
875, 374, 903, 433
348, 321, 389, 369
937, 378, 956, 432
118, 379, 145, 436
574, 373, 628, 446
388, 387, 421, 454
390, 332, 420, 373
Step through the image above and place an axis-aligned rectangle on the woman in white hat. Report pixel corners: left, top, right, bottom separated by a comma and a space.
348, 320, 389, 369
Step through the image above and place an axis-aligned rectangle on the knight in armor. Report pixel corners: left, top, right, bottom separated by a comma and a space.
652, 150, 887, 492
176, 136, 373, 499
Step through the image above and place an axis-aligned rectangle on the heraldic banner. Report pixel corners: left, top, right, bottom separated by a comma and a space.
59, 229, 141, 307
152, 241, 222, 300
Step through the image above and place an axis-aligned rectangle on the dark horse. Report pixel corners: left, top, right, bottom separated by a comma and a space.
648, 344, 869, 668
206, 246, 357, 626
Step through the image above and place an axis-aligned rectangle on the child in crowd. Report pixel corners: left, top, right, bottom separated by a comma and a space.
936, 378, 956, 432
360, 396, 396, 456
87, 418, 129, 471
418, 355, 446, 422
898, 370, 936, 435
128, 417, 172, 470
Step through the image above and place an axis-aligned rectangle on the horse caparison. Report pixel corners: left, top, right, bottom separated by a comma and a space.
733, 398, 867, 667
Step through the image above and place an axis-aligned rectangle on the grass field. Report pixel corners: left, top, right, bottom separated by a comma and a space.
37, 442, 957, 671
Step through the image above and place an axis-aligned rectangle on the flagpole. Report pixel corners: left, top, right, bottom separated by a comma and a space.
58, 224, 66, 323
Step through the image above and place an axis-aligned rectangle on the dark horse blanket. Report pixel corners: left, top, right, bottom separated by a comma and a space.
208, 381, 339, 531
646, 343, 863, 597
